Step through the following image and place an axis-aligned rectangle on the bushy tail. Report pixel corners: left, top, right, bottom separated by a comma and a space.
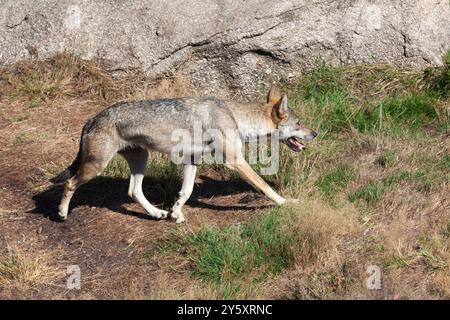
50, 120, 92, 184
50, 148, 82, 184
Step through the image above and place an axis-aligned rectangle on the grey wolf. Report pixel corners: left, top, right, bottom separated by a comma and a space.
51, 86, 317, 223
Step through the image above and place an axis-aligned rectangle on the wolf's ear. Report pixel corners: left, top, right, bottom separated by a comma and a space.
271, 94, 289, 122
267, 85, 282, 105
277, 94, 289, 119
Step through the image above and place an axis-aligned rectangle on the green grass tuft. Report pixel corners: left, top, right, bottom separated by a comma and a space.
14, 131, 30, 145
316, 165, 355, 198
301, 62, 345, 99
353, 94, 439, 134
383, 171, 411, 188
291, 63, 353, 135
349, 171, 411, 206
348, 180, 384, 205
102, 155, 131, 179
376, 150, 396, 168
424, 49, 450, 98
184, 208, 296, 284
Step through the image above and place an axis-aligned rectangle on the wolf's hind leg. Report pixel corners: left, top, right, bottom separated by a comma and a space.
119, 148, 168, 219
58, 155, 113, 220
58, 177, 77, 220
171, 164, 197, 223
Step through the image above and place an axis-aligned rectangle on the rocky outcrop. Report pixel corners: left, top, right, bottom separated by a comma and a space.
1, 0, 449, 96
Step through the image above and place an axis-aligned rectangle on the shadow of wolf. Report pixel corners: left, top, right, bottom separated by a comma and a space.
31, 174, 269, 222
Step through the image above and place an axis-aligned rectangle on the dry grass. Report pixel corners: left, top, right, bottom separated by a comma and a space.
378, 187, 450, 298
269, 199, 361, 299
0, 246, 59, 289
342, 64, 426, 104
2, 53, 194, 106
146, 272, 269, 300
286, 200, 359, 269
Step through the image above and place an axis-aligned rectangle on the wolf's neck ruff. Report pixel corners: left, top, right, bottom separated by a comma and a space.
228, 103, 278, 142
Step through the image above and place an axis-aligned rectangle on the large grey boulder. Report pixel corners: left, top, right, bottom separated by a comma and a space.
1, 0, 449, 97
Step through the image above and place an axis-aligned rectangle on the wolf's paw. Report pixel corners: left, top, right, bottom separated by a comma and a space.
171, 207, 185, 224
149, 209, 169, 220
158, 209, 169, 219
175, 215, 185, 224
57, 211, 67, 221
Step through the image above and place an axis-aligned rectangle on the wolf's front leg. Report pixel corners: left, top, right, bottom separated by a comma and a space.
226, 160, 286, 205
222, 133, 286, 205
171, 164, 197, 223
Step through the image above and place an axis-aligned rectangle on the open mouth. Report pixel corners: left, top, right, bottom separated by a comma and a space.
286, 136, 306, 152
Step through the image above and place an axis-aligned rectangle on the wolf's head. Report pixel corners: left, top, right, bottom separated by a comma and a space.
267, 86, 317, 152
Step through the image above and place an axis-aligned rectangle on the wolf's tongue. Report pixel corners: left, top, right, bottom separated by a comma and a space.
296, 141, 305, 149
293, 138, 304, 147
289, 137, 305, 150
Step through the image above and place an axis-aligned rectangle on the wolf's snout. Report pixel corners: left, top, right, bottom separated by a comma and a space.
302, 130, 317, 141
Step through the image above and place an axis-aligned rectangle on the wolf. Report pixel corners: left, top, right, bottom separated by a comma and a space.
51, 86, 317, 223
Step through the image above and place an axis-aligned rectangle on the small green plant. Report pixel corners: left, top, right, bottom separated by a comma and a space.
383, 170, 411, 188
376, 150, 396, 168
102, 155, 131, 179
14, 131, 29, 144
14, 112, 30, 122
316, 165, 355, 198
423, 49, 450, 98
348, 180, 384, 205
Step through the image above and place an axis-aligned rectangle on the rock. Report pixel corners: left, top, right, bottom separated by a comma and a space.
1, 0, 449, 98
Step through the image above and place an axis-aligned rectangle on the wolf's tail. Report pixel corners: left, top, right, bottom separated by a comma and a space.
50, 148, 82, 184
50, 120, 92, 184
